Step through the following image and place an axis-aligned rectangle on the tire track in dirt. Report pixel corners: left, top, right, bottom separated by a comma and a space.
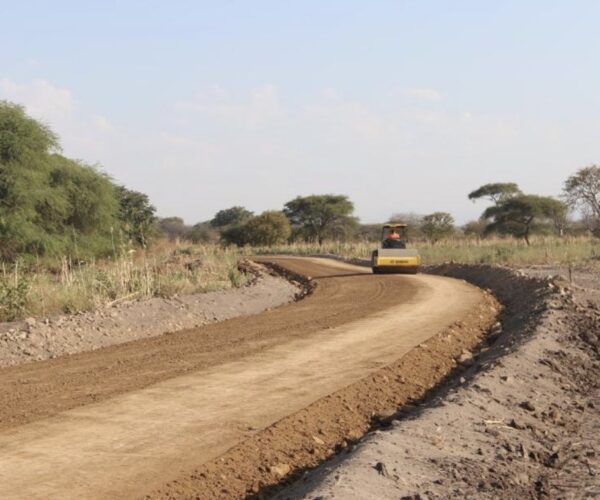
0, 257, 497, 499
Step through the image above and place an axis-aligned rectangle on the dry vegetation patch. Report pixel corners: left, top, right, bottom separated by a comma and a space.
0, 242, 246, 322
1, 236, 597, 323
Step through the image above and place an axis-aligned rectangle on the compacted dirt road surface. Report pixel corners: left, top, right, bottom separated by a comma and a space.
0, 257, 490, 499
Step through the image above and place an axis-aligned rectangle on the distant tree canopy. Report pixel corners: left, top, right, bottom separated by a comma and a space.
420, 212, 456, 244
462, 219, 487, 238
158, 217, 189, 240
187, 222, 217, 244
0, 100, 156, 259
220, 211, 291, 247
210, 206, 253, 228
243, 211, 291, 246
284, 194, 357, 244
483, 195, 567, 245
563, 165, 600, 235
468, 183, 522, 205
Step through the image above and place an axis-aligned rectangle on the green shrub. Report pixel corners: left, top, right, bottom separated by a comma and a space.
0, 274, 30, 321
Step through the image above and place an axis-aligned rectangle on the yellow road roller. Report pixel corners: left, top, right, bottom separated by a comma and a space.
371, 223, 421, 274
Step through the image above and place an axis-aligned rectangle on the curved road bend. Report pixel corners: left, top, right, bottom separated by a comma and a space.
0, 257, 486, 499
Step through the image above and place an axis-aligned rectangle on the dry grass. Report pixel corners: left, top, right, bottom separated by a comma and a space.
0, 241, 247, 321
1, 235, 597, 322
250, 236, 600, 267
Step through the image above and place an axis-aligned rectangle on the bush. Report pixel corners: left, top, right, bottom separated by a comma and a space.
0, 272, 30, 321
243, 211, 291, 246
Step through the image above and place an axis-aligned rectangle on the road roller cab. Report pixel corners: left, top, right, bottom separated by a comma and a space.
371, 224, 421, 274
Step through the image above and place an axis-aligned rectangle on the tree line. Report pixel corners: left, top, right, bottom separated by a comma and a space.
159, 195, 358, 247
3, 100, 599, 259
166, 170, 599, 247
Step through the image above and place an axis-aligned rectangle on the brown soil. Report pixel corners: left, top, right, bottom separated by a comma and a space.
150, 289, 497, 499
0, 257, 496, 499
0, 257, 439, 430
276, 264, 600, 500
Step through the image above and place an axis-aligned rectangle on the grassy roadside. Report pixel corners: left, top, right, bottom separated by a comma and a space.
250, 236, 600, 267
0, 241, 247, 322
1, 236, 598, 322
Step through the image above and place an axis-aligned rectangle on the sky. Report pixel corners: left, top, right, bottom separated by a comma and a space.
1, 1, 599, 224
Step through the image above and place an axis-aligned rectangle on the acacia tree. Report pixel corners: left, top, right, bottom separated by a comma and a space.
421, 212, 455, 244
483, 195, 567, 245
468, 183, 522, 205
563, 165, 600, 235
283, 194, 357, 245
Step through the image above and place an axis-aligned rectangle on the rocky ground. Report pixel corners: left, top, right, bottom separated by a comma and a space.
0, 261, 301, 367
275, 264, 600, 499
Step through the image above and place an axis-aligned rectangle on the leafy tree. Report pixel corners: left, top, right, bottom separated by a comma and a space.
0, 101, 60, 258
159, 217, 190, 240
243, 211, 291, 246
563, 165, 600, 235
220, 211, 291, 247
468, 183, 522, 205
117, 187, 156, 248
0, 102, 121, 258
219, 224, 248, 246
283, 194, 356, 245
187, 222, 218, 244
421, 212, 455, 244
0, 101, 157, 259
483, 195, 567, 245
49, 155, 120, 255
210, 206, 253, 228
0, 100, 58, 164
50, 156, 117, 233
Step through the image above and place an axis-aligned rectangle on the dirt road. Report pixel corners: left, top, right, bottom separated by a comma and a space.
0, 257, 490, 499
